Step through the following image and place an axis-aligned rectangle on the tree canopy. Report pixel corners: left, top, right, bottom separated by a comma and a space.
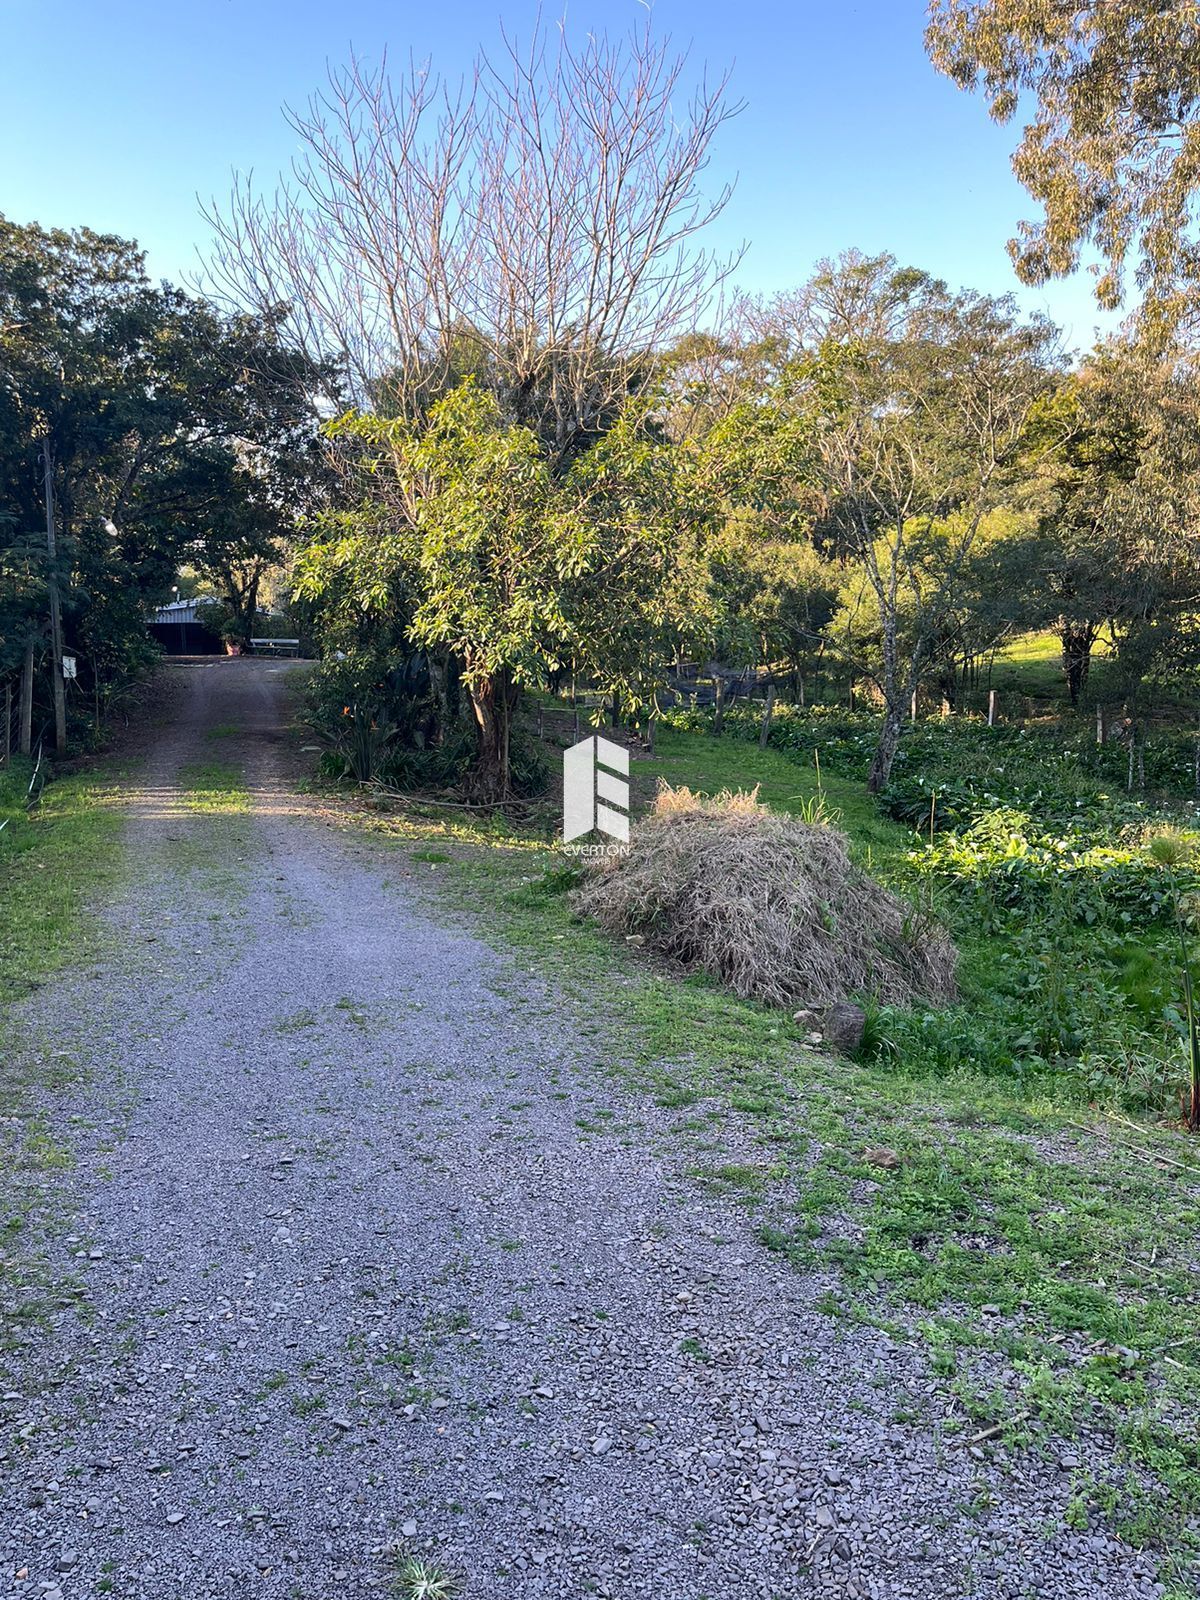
927, 0, 1200, 332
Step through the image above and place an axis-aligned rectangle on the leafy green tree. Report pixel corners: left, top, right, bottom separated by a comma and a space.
833, 509, 1034, 710
0, 214, 327, 724
1006, 339, 1200, 763
706, 514, 839, 678
791, 253, 1060, 791
927, 0, 1200, 331
1014, 352, 1149, 704
296, 384, 709, 799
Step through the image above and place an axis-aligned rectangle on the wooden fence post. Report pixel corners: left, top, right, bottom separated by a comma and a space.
987, 689, 997, 727
1096, 704, 1107, 745
758, 685, 776, 751
2, 682, 10, 768
713, 676, 725, 737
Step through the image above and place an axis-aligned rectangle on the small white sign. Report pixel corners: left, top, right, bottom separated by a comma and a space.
62, 655, 77, 680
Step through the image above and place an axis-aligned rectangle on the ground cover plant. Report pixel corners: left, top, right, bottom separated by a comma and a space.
657, 704, 1200, 1111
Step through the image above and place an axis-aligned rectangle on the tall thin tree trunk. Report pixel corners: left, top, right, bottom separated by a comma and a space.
867, 606, 905, 794
1126, 717, 1145, 792
19, 639, 34, 756
1060, 623, 1096, 707
867, 704, 904, 794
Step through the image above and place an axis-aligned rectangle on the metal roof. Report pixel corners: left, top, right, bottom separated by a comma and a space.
150, 597, 218, 626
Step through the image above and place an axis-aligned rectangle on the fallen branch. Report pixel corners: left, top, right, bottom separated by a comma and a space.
967, 1410, 1029, 1447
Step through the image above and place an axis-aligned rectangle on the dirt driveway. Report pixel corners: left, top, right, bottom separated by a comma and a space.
0, 660, 1167, 1600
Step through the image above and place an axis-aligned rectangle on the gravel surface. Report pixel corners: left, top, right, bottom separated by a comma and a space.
0, 660, 1171, 1599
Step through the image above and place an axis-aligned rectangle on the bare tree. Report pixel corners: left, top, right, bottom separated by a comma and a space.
204, 20, 742, 463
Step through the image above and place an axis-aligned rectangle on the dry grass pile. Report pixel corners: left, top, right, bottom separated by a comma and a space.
572, 784, 957, 1010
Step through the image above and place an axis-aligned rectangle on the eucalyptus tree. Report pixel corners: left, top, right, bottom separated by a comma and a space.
927, 0, 1200, 333
789, 253, 1061, 791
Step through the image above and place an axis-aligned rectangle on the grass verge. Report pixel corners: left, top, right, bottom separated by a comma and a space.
0, 755, 130, 1361
0, 757, 127, 1009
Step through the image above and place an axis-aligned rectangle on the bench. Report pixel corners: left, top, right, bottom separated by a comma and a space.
250, 639, 301, 658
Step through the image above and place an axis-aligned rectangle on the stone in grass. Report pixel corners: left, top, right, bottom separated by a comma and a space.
864, 1147, 903, 1171
820, 1002, 866, 1054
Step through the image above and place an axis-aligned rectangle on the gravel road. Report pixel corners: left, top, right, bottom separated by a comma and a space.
0, 660, 1172, 1600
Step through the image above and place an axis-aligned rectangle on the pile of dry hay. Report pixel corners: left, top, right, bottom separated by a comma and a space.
572, 784, 957, 1010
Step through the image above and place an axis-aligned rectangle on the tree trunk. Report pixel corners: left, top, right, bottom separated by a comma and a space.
867, 602, 905, 794
866, 704, 904, 794
758, 685, 775, 751
19, 638, 35, 756
467, 669, 517, 802
1059, 623, 1096, 707
237, 575, 260, 652
1126, 717, 1146, 792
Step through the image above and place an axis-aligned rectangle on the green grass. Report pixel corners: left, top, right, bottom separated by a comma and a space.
178, 759, 251, 813
644, 723, 910, 873
0, 757, 126, 1007
990, 627, 1200, 719
0, 755, 129, 1358
988, 629, 1098, 702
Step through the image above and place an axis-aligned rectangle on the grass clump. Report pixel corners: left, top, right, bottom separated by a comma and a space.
390, 1554, 461, 1599
178, 759, 250, 814
572, 781, 957, 1010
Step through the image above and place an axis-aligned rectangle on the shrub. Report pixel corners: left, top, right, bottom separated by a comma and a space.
908, 809, 1200, 929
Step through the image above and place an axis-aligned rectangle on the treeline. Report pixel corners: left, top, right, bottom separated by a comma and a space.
7, 19, 1200, 800
203, 25, 1197, 801
0, 216, 329, 753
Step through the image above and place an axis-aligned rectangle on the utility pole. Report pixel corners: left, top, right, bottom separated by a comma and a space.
42, 441, 67, 754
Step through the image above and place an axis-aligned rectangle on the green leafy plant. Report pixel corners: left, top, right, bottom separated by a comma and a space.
390, 1554, 461, 1600
325, 705, 399, 785
1147, 830, 1200, 1129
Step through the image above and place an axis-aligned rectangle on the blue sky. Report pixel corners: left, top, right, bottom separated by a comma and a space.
1, 0, 1117, 354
